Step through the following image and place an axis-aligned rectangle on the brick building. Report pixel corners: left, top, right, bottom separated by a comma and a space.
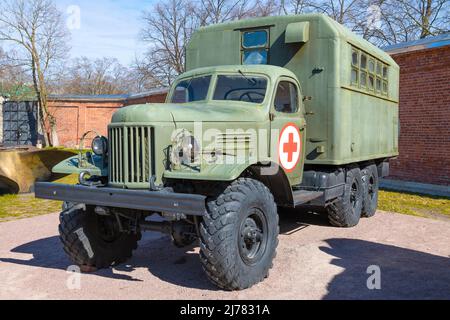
47, 88, 167, 147
385, 34, 450, 187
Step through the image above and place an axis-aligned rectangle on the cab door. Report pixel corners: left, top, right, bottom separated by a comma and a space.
269, 77, 306, 185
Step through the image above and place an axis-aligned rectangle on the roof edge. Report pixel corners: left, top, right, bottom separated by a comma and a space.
384, 33, 450, 54
48, 87, 169, 103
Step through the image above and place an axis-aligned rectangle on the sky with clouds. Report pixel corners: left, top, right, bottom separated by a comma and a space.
55, 0, 155, 65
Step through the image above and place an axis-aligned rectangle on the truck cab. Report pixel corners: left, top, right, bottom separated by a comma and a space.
35, 14, 399, 291
162, 65, 306, 186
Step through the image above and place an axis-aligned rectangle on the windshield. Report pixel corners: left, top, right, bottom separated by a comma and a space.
171, 75, 211, 103
213, 74, 267, 104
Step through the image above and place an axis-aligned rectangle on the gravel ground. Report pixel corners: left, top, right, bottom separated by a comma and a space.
0, 209, 449, 300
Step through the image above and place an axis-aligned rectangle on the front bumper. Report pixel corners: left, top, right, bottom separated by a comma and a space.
34, 183, 207, 216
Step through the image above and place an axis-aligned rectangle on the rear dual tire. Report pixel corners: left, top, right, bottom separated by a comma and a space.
327, 166, 363, 227
326, 164, 379, 228
361, 164, 379, 218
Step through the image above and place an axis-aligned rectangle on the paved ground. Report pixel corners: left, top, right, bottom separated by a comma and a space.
0, 209, 449, 300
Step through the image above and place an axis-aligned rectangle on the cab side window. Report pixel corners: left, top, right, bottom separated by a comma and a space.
274, 81, 298, 113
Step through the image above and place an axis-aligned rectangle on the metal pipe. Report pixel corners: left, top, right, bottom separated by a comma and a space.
140, 221, 172, 234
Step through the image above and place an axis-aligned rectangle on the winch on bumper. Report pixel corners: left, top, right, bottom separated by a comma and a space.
34, 182, 207, 216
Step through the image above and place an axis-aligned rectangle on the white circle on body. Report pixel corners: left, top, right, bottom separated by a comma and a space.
278, 124, 302, 172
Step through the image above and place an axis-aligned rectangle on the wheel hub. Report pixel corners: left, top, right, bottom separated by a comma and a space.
243, 225, 262, 245
238, 209, 268, 266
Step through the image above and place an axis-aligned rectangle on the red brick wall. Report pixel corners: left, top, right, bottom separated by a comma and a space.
48, 92, 167, 147
389, 46, 450, 186
125, 93, 167, 106
48, 100, 124, 147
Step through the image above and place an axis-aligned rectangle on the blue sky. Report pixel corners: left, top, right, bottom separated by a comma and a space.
56, 0, 155, 65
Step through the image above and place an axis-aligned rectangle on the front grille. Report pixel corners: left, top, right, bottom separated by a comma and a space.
108, 125, 155, 186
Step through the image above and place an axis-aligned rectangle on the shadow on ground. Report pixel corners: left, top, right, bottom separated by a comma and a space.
321, 238, 450, 300
1, 208, 449, 298
279, 206, 331, 234
0, 207, 321, 290
0, 232, 216, 290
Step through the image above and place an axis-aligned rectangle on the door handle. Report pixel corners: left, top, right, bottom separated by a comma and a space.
269, 113, 275, 121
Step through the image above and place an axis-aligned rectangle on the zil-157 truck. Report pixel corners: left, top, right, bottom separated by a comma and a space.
35, 14, 399, 290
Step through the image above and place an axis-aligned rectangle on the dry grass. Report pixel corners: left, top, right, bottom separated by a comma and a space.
378, 190, 450, 219
0, 174, 78, 222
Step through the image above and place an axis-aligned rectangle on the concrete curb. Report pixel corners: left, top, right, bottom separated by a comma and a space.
380, 179, 450, 198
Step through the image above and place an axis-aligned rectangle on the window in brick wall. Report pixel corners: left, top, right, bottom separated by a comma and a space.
350, 45, 389, 97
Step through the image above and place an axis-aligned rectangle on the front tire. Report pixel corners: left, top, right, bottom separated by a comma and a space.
59, 205, 140, 269
327, 166, 363, 227
199, 178, 279, 290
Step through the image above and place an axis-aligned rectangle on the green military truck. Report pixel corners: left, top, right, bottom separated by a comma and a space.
35, 14, 399, 290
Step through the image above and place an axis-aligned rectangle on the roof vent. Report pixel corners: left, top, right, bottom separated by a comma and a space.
285, 22, 310, 44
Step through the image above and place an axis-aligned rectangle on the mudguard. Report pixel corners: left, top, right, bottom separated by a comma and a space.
52, 154, 108, 177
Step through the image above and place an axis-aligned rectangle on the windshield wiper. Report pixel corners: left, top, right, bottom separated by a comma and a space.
238, 70, 257, 86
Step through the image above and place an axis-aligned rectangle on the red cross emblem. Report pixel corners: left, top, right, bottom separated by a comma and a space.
279, 123, 302, 172
283, 133, 298, 163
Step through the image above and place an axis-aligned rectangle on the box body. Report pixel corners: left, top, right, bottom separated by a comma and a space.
187, 14, 400, 165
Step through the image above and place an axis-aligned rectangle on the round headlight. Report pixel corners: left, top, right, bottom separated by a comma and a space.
92, 136, 108, 156
171, 131, 200, 166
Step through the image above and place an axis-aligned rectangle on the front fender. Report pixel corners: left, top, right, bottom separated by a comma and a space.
52, 155, 108, 177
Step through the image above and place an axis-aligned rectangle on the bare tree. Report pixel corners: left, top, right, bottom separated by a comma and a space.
130, 56, 171, 91
280, 0, 309, 14
139, 0, 280, 85
138, 0, 449, 86
0, 47, 9, 90
252, 0, 282, 16
198, 0, 254, 24
0, 47, 5, 76
279, 0, 449, 47
393, 0, 449, 39
354, 0, 449, 47
0, 47, 31, 100
0, 0, 70, 146
302, 0, 366, 25
59, 57, 132, 95
140, 0, 199, 86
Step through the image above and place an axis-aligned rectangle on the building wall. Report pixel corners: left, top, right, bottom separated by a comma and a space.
124, 93, 167, 106
48, 100, 124, 147
48, 92, 167, 147
389, 45, 450, 186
